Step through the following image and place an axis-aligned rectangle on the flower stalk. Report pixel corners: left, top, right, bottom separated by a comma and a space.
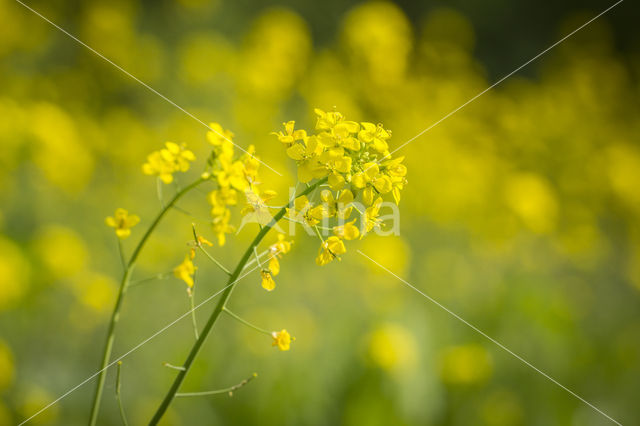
88, 177, 207, 426
148, 177, 327, 424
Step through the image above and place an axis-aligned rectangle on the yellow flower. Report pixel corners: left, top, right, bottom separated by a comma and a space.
142, 151, 174, 184
272, 121, 307, 146
381, 156, 407, 204
241, 145, 261, 184
261, 269, 276, 291
165, 142, 196, 172
105, 208, 140, 239
316, 236, 347, 266
268, 256, 280, 276
270, 233, 293, 255
290, 195, 325, 226
208, 187, 238, 217
265, 234, 293, 281
197, 235, 213, 247
317, 122, 360, 151
271, 329, 293, 351
321, 189, 354, 219
333, 219, 360, 240
363, 197, 383, 234
318, 147, 353, 190
286, 136, 327, 183
314, 108, 344, 130
206, 122, 234, 146
352, 162, 393, 205
241, 189, 277, 227
142, 142, 196, 184
215, 159, 248, 191
174, 255, 196, 288
358, 122, 391, 154
212, 209, 235, 246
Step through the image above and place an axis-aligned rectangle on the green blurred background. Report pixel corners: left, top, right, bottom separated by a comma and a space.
1, 0, 639, 424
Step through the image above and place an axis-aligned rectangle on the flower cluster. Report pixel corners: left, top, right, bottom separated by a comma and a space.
142, 142, 196, 184
205, 123, 265, 246
275, 108, 407, 266
113, 108, 406, 357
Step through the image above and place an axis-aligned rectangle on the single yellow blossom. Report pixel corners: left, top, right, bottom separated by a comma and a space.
319, 147, 353, 190
174, 255, 196, 288
105, 208, 140, 239
271, 329, 293, 351
358, 122, 391, 154
316, 236, 347, 266
261, 270, 276, 291
241, 189, 277, 227
314, 108, 344, 131
272, 121, 307, 146
333, 219, 360, 240
381, 156, 408, 204
363, 197, 383, 234
352, 162, 393, 205
270, 233, 293, 255
268, 256, 280, 276
142, 151, 174, 184
215, 159, 248, 191
197, 236, 213, 247
321, 189, 354, 219
286, 136, 326, 183
241, 145, 261, 184
290, 195, 325, 226
317, 122, 360, 151
206, 122, 234, 146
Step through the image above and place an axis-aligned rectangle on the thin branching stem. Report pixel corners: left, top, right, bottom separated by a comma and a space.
222, 307, 271, 335
88, 177, 208, 426
163, 363, 186, 371
115, 362, 129, 426
188, 276, 199, 340
117, 239, 127, 272
149, 177, 328, 424
192, 224, 232, 275
197, 244, 232, 276
175, 373, 258, 398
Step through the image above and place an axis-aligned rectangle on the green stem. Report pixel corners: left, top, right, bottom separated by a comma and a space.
175, 373, 257, 397
188, 286, 199, 340
198, 246, 232, 275
115, 362, 129, 426
148, 177, 327, 424
88, 177, 207, 426
117, 239, 127, 271
222, 307, 271, 335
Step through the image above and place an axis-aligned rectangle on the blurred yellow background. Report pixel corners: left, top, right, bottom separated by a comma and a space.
1, 0, 639, 424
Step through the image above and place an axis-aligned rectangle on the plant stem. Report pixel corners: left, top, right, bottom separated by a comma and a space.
175, 373, 258, 397
188, 286, 199, 340
197, 246, 232, 275
148, 177, 327, 424
115, 362, 129, 426
88, 177, 207, 426
222, 307, 271, 335
117, 239, 127, 271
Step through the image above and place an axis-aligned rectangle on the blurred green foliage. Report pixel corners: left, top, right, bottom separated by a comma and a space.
1, 0, 639, 425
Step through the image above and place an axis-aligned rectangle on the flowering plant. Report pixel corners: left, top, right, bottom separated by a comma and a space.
90, 108, 407, 424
